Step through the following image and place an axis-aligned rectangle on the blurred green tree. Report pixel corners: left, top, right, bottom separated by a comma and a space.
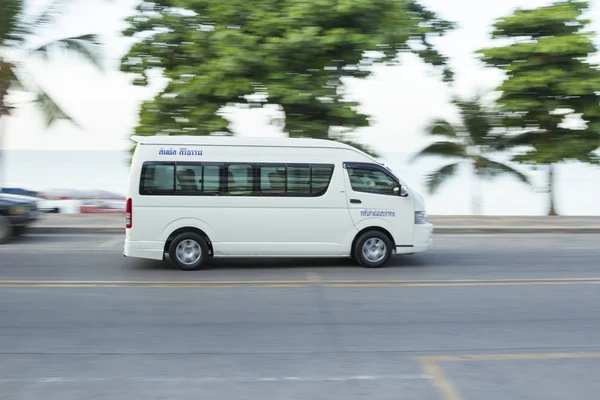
0, 0, 107, 191
411, 95, 530, 215
477, 0, 600, 215
120, 0, 456, 157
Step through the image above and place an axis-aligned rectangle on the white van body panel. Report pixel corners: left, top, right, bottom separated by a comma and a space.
124, 136, 433, 261
342, 172, 415, 247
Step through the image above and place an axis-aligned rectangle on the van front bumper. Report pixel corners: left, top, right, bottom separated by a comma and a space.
413, 222, 433, 252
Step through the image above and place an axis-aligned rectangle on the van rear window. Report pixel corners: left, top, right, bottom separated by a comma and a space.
140, 163, 175, 195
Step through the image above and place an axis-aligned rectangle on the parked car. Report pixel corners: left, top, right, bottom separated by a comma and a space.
0, 193, 41, 243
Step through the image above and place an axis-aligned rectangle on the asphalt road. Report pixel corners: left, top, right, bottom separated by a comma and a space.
1, 234, 600, 400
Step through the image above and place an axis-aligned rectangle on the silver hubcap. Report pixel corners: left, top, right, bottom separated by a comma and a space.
362, 238, 386, 263
175, 239, 202, 265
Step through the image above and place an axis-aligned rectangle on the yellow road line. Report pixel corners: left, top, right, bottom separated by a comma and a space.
419, 357, 464, 400
0, 281, 310, 285
325, 281, 600, 288
419, 352, 600, 400
0, 284, 240, 288
0, 283, 307, 288
424, 352, 600, 363
1, 277, 600, 284
1, 278, 600, 288
305, 272, 322, 283
1, 282, 600, 289
321, 277, 600, 283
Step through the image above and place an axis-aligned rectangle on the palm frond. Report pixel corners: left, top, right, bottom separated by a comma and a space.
427, 119, 458, 138
34, 89, 80, 128
9, 69, 26, 92
411, 141, 466, 162
32, 0, 114, 27
495, 131, 540, 151
32, 0, 71, 27
476, 157, 530, 185
456, 99, 497, 144
0, 0, 23, 44
31, 34, 104, 72
424, 162, 461, 194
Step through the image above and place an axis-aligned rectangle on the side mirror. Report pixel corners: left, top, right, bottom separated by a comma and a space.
394, 185, 408, 197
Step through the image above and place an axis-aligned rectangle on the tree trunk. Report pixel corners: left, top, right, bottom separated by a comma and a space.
472, 164, 482, 215
547, 163, 557, 216
0, 118, 4, 192
0, 77, 7, 193
0, 114, 6, 194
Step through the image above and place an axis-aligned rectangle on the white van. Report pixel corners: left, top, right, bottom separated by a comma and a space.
124, 136, 433, 270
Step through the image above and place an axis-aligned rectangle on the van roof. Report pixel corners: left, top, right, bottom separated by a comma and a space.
137, 135, 355, 150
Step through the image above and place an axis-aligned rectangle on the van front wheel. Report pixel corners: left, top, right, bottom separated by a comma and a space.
168, 232, 209, 271
353, 231, 392, 268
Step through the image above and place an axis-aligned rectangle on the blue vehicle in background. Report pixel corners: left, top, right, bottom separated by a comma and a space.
0, 192, 41, 243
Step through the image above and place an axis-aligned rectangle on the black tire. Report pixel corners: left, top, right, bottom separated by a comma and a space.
0, 216, 13, 244
353, 231, 393, 268
168, 232, 209, 271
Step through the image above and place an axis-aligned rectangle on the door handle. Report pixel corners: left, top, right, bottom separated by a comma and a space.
350, 199, 362, 204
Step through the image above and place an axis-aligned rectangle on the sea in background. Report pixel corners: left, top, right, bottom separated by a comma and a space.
3, 149, 600, 215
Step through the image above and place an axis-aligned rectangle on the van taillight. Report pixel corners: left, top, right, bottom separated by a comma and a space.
125, 198, 132, 229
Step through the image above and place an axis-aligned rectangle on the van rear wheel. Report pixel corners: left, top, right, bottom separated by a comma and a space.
168, 232, 209, 271
353, 231, 392, 268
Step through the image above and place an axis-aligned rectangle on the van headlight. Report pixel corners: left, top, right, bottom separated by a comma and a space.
415, 211, 427, 224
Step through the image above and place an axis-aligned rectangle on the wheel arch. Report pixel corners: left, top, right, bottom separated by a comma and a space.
351, 226, 396, 256
163, 227, 214, 257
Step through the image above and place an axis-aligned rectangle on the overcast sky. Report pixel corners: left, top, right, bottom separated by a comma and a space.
4, 0, 600, 155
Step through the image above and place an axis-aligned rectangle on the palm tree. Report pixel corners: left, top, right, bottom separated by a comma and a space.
411, 95, 531, 215
0, 0, 106, 191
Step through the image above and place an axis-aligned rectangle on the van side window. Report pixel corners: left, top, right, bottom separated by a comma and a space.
347, 167, 398, 196
311, 165, 334, 196
203, 165, 221, 195
140, 163, 175, 194
260, 165, 286, 195
257, 164, 334, 197
287, 165, 310, 195
140, 162, 335, 197
176, 164, 202, 193
227, 164, 253, 195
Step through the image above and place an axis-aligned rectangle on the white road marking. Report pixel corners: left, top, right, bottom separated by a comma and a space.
39, 378, 66, 383
0, 374, 430, 384
97, 236, 123, 249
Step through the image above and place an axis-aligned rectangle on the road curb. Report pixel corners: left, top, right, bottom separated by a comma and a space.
434, 227, 600, 234
30, 227, 125, 235
28, 226, 600, 235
